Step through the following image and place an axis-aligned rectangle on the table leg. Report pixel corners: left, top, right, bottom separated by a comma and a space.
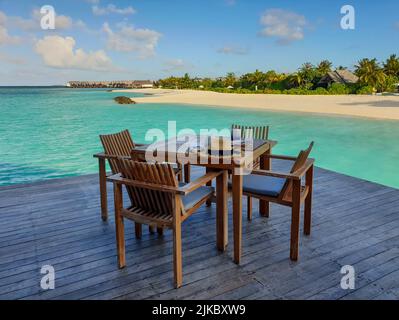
216, 170, 228, 251
259, 149, 271, 217
177, 163, 183, 182
99, 157, 108, 221
184, 163, 191, 183
232, 172, 243, 264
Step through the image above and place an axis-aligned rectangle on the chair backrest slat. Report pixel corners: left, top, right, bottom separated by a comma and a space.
232, 124, 269, 168
116, 159, 180, 216
280, 142, 314, 200
100, 129, 135, 174
232, 124, 269, 140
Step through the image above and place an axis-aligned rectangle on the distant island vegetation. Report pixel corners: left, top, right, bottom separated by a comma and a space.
156, 55, 399, 95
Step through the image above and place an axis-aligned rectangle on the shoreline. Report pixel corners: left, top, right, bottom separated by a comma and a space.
113, 88, 399, 121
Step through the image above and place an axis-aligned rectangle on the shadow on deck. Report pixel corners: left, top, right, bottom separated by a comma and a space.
1, 163, 399, 300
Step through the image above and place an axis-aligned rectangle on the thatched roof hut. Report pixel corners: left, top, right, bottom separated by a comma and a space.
318, 70, 359, 87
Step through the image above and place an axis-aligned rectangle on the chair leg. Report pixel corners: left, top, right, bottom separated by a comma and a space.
304, 165, 313, 236
206, 168, 212, 207
247, 196, 252, 221
172, 194, 183, 288
99, 158, 108, 221
135, 223, 142, 239
304, 196, 312, 236
260, 201, 270, 218
157, 227, 164, 236
259, 150, 270, 218
290, 180, 301, 261
173, 226, 183, 288
114, 183, 125, 268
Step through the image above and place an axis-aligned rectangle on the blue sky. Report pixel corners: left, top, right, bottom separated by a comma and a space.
0, 0, 398, 85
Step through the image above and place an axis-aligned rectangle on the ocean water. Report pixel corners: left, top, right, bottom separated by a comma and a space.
0, 87, 398, 189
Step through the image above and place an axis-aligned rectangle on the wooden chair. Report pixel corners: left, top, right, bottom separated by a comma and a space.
231, 124, 270, 218
107, 159, 224, 288
98, 129, 184, 224
241, 142, 314, 261
231, 124, 269, 142
100, 129, 136, 174
100, 129, 183, 181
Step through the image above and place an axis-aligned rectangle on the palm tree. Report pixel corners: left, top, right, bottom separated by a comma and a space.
288, 72, 304, 87
224, 72, 237, 87
264, 70, 282, 84
250, 69, 265, 85
355, 58, 386, 92
298, 63, 318, 86
317, 60, 333, 75
383, 54, 399, 77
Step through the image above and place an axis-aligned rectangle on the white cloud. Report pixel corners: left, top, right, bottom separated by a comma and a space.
260, 9, 307, 44
2, 9, 82, 32
0, 11, 6, 25
93, 4, 136, 15
35, 35, 114, 71
162, 59, 194, 73
0, 25, 20, 45
217, 45, 248, 55
0, 12, 20, 45
33, 9, 74, 29
103, 22, 161, 58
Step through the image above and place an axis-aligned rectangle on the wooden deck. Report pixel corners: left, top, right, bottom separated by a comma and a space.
1, 163, 399, 300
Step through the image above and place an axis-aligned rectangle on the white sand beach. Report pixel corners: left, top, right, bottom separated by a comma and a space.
114, 89, 399, 120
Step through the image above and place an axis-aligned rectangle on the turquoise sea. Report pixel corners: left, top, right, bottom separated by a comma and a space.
0, 87, 398, 189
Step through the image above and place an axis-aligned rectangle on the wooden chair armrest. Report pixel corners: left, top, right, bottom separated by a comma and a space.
93, 153, 131, 160
107, 171, 220, 195
262, 154, 298, 161
251, 169, 301, 180
268, 140, 278, 148
107, 174, 184, 194
292, 158, 315, 178
93, 152, 107, 159
178, 171, 221, 194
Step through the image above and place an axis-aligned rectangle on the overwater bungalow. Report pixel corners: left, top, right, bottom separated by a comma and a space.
66, 80, 154, 89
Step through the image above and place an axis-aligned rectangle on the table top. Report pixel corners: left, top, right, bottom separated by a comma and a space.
130, 135, 277, 169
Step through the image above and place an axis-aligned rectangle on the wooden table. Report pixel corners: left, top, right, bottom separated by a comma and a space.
131, 137, 277, 264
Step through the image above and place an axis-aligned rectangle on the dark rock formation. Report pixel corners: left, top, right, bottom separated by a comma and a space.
114, 96, 136, 104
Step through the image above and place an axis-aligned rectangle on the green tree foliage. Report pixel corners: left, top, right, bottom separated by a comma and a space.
317, 60, 333, 75
383, 54, 399, 77
223, 72, 237, 88
157, 54, 399, 94
328, 83, 351, 95
355, 58, 386, 92
298, 62, 319, 87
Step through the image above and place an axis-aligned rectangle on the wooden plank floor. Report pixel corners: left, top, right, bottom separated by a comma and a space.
1, 162, 399, 300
